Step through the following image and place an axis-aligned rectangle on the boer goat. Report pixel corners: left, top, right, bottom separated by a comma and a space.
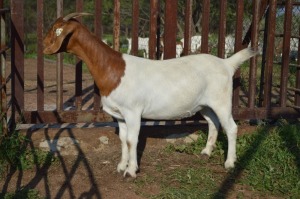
43, 13, 257, 178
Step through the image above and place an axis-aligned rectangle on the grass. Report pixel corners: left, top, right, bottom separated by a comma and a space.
135, 121, 300, 199
0, 127, 56, 199
237, 121, 300, 196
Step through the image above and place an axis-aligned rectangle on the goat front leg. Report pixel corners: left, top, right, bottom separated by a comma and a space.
117, 120, 129, 173
123, 113, 141, 178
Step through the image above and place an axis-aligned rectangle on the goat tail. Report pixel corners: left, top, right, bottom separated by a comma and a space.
225, 48, 258, 72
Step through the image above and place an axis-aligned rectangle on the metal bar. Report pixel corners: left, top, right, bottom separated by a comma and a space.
163, 0, 178, 59
288, 87, 300, 93
287, 104, 300, 109
218, 0, 227, 58
263, 0, 277, 108
201, 0, 210, 54
113, 0, 120, 51
242, 0, 268, 46
75, 0, 83, 111
20, 106, 300, 124
273, 34, 300, 39
258, 1, 270, 106
56, 0, 63, 111
279, 0, 292, 107
278, 2, 300, 6
295, 26, 300, 106
131, 0, 139, 56
10, 0, 24, 125
248, 0, 260, 108
289, 63, 300, 68
183, 0, 192, 56
94, 0, 102, 110
149, 0, 159, 60
0, 0, 7, 134
232, 0, 244, 108
0, 8, 9, 14
22, 110, 113, 124
37, 0, 44, 112
232, 107, 300, 120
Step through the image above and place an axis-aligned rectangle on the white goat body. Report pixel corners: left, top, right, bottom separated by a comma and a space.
103, 51, 250, 121
43, 13, 257, 178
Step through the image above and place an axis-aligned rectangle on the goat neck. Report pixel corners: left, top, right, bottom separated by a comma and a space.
68, 22, 125, 96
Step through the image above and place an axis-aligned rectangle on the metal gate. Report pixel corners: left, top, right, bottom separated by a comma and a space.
2, 0, 300, 131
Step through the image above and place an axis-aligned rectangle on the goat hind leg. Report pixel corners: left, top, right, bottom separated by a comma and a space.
213, 108, 237, 169
223, 116, 237, 169
200, 108, 220, 157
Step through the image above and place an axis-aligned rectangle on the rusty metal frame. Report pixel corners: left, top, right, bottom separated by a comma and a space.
5, 0, 300, 126
0, 2, 10, 134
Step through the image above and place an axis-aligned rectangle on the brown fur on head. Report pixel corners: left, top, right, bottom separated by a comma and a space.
43, 13, 92, 55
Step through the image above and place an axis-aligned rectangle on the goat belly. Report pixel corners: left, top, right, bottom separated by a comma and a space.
142, 103, 203, 120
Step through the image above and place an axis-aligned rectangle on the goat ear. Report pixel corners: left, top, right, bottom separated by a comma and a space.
43, 18, 75, 54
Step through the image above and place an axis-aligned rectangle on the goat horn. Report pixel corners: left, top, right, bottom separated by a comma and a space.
63, 12, 92, 21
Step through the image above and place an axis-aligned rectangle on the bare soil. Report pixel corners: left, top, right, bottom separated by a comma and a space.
0, 59, 260, 198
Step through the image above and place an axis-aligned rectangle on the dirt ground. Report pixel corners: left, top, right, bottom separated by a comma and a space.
1, 59, 259, 198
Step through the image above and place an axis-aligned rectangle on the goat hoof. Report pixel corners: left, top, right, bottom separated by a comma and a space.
224, 160, 235, 169
117, 162, 127, 173
200, 148, 212, 157
123, 169, 137, 178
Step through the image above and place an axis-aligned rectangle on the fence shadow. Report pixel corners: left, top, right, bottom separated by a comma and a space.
212, 126, 271, 198
1, 125, 103, 199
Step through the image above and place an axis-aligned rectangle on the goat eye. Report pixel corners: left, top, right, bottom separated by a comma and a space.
55, 28, 63, 36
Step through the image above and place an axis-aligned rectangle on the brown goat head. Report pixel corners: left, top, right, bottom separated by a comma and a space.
43, 13, 92, 55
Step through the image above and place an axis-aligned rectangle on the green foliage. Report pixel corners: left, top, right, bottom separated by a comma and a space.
0, 188, 43, 199
0, 129, 56, 178
0, 129, 28, 172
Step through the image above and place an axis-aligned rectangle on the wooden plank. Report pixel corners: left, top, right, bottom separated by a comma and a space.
131, 0, 139, 56
183, 0, 192, 56
163, 0, 178, 59
149, 0, 159, 59
201, 0, 210, 53
10, 0, 24, 125
295, 26, 300, 106
279, 0, 292, 107
232, 0, 243, 108
263, 0, 277, 108
56, 0, 64, 111
37, 0, 44, 111
22, 110, 113, 124
94, 0, 102, 110
113, 0, 120, 51
218, 0, 227, 58
20, 106, 300, 124
75, 0, 83, 110
0, 0, 7, 134
248, 0, 260, 108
